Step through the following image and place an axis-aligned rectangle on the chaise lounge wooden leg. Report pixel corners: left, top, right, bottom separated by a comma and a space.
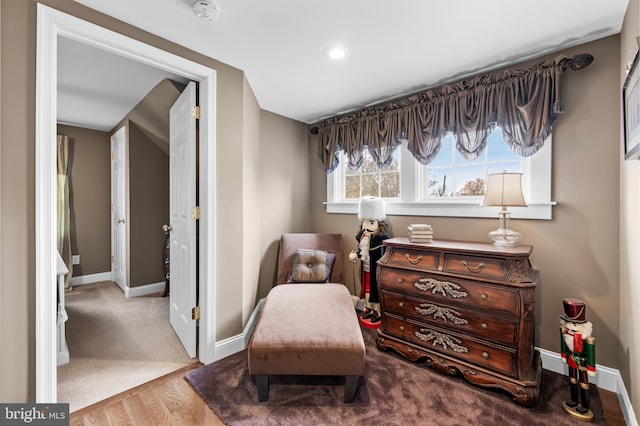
255, 374, 269, 402
344, 375, 359, 403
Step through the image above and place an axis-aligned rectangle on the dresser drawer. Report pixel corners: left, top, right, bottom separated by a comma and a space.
383, 315, 517, 377
379, 268, 520, 316
443, 253, 508, 281
383, 247, 440, 272
381, 290, 518, 345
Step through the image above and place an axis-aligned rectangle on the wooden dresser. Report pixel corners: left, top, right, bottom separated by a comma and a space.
376, 238, 542, 406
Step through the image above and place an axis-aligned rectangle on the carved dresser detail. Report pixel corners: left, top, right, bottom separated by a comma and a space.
376, 238, 542, 406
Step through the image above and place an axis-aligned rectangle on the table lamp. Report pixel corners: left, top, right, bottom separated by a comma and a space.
481, 171, 527, 246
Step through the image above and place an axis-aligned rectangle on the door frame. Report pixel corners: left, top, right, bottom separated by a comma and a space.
35, 4, 218, 402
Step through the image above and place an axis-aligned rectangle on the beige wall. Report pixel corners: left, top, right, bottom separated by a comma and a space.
242, 77, 262, 325
620, 0, 640, 419
0, 0, 250, 401
311, 37, 622, 370
113, 78, 182, 155
258, 111, 311, 300
56, 124, 111, 276
128, 121, 169, 287
2, 0, 38, 401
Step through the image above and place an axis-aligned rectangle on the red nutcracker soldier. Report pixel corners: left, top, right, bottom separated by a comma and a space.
559, 298, 596, 422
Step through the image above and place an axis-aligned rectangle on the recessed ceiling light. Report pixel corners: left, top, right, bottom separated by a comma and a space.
326, 46, 347, 60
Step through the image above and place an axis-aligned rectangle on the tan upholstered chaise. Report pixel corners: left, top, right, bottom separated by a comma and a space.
247, 233, 366, 403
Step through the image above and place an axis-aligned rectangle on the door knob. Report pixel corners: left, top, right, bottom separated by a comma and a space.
117, 218, 125, 224
162, 224, 173, 233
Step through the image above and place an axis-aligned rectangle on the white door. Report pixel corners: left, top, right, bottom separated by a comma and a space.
169, 82, 198, 358
111, 126, 127, 288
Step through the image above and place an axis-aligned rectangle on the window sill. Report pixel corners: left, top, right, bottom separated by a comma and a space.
325, 201, 555, 220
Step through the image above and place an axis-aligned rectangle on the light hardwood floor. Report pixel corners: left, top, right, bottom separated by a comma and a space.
70, 363, 224, 426
70, 363, 627, 425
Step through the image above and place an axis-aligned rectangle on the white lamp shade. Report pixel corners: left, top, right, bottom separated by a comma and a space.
482, 172, 527, 208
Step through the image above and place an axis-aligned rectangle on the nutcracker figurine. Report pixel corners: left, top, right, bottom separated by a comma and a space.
559, 298, 596, 422
351, 196, 389, 328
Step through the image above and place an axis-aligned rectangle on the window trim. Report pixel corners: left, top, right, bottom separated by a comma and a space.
326, 138, 555, 220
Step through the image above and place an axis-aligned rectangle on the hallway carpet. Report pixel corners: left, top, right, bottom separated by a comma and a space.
57, 281, 194, 412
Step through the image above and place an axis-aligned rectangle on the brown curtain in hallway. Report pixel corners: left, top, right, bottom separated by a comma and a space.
57, 135, 73, 288
314, 53, 593, 173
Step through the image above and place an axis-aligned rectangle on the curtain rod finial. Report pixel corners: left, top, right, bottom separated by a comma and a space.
569, 54, 593, 71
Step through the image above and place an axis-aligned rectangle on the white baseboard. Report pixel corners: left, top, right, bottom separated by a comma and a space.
56, 349, 69, 366
214, 298, 265, 361
69, 271, 112, 286
538, 348, 637, 426
124, 281, 165, 298
71, 273, 166, 299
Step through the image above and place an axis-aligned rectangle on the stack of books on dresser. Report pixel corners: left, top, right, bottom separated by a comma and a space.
407, 224, 433, 243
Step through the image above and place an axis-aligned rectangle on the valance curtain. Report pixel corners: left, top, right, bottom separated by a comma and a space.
314, 53, 593, 173
57, 135, 73, 289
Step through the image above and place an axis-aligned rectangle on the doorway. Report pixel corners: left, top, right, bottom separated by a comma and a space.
35, 4, 218, 403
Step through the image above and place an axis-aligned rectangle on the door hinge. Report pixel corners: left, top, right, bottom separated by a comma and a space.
111, 151, 115, 160
192, 206, 200, 220
192, 306, 200, 320
111, 255, 115, 263
192, 106, 200, 119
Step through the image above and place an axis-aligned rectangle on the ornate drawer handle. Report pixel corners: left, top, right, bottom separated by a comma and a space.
415, 329, 469, 354
462, 260, 485, 272
397, 278, 404, 283
399, 326, 405, 331
414, 278, 468, 298
481, 293, 488, 301
481, 323, 488, 329
405, 254, 424, 264
482, 352, 489, 360
398, 302, 404, 308
415, 303, 468, 325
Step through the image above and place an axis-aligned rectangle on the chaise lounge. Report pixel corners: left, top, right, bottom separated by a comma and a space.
247, 233, 366, 403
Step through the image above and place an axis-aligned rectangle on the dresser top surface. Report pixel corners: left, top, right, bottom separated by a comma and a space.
383, 237, 533, 257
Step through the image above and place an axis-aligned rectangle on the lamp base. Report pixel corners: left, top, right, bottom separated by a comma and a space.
488, 211, 522, 247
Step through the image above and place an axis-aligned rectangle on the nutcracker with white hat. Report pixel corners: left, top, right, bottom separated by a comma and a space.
350, 196, 389, 329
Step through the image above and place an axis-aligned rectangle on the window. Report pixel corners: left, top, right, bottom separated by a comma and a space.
420, 129, 521, 199
326, 127, 553, 219
344, 149, 401, 199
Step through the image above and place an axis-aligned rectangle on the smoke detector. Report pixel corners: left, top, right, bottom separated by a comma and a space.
192, 0, 220, 21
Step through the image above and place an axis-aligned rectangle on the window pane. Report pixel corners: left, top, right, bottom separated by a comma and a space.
361, 153, 379, 173
361, 174, 379, 197
340, 146, 400, 199
431, 136, 453, 166
454, 165, 485, 195
345, 175, 360, 199
487, 129, 520, 161
426, 167, 453, 197
380, 172, 400, 198
420, 127, 524, 199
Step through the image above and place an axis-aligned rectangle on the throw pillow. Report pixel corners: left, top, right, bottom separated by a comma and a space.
289, 249, 335, 283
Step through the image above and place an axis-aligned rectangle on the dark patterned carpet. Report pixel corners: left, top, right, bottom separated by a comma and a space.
185, 327, 606, 425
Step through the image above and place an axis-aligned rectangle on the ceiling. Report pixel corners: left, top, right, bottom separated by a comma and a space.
61, 0, 629, 131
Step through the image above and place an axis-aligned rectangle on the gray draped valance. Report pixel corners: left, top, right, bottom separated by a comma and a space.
313, 53, 593, 173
